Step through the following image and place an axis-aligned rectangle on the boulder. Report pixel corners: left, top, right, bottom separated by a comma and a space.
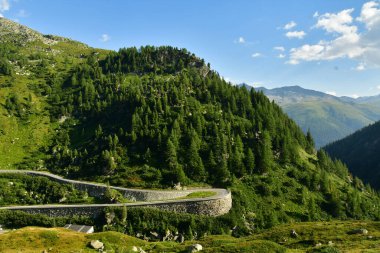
173, 182, 182, 190
90, 240, 104, 250
290, 229, 298, 238
163, 230, 173, 241
348, 228, 368, 235
176, 234, 185, 243
150, 231, 160, 240
188, 244, 203, 252
132, 246, 146, 253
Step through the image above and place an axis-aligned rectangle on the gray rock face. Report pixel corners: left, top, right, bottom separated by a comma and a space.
90, 240, 104, 250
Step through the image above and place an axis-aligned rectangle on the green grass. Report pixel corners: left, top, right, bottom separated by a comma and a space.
0, 34, 109, 170
0, 75, 51, 169
1, 221, 380, 252
178, 191, 217, 199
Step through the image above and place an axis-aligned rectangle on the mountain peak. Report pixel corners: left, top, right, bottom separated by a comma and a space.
254, 85, 331, 99
0, 17, 67, 46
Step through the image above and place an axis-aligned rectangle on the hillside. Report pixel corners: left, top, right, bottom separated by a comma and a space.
0, 17, 109, 169
1, 16, 380, 239
247, 85, 380, 148
325, 121, 380, 189
2, 222, 380, 252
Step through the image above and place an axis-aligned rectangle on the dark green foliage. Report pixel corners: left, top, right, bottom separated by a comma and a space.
256, 131, 273, 173
98, 207, 234, 239
45, 46, 309, 187
0, 210, 92, 229
306, 129, 315, 154
102, 46, 204, 75
0, 58, 13, 75
325, 120, 380, 189
0, 174, 93, 206
2, 40, 379, 235
307, 246, 341, 253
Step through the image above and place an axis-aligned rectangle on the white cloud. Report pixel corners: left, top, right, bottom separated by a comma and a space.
313, 11, 319, 18
278, 54, 286, 59
315, 9, 357, 35
326, 91, 337, 96
286, 30, 306, 39
238, 36, 246, 44
356, 62, 366, 71
274, 46, 285, 51
287, 44, 324, 64
284, 21, 297, 30
0, 0, 9, 16
0, 0, 9, 12
100, 34, 110, 42
377, 85, 380, 90
251, 53, 262, 58
289, 2, 380, 67
357, 1, 380, 29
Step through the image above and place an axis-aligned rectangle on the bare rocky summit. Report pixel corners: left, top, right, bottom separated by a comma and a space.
0, 17, 81, 46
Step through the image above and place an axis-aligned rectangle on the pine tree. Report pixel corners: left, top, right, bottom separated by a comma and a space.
230, 135, 245, 177
186, 136, 206, 182
306, 129, 315, 154
256, 130, 273, 174
165, 139, 186, 184
215, 156, 231, 186
245, 148, 255, 175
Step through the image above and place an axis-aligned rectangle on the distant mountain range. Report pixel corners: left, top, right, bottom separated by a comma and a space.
240, 84, 380, 147
324, 121, 380, 189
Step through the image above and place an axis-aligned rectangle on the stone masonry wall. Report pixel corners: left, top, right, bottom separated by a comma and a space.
0, 170, 232, 217
3, 191, 232, 217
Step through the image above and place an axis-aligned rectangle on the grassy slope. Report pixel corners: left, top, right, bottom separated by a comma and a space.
0, 36, 109, 169
0, 75, 50, 168
1, 221, 380, 253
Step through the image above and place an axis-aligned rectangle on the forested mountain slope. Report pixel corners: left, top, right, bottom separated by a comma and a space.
1, 17, 380, 233
249, 85, 380, 148
325, 121, 380, 189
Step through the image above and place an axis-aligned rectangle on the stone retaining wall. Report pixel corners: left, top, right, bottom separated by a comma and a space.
2, 170, 200, 201
0, 170, 232, 217
2, 191, 232, 217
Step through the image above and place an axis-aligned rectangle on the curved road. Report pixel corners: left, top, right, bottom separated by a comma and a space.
0, 170, 232, 216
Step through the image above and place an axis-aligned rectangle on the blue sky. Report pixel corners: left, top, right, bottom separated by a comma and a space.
1, 0, 380, 97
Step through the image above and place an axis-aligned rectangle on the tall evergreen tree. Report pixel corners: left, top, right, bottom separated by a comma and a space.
256, 130, 273, 174
165, 139, 186, 184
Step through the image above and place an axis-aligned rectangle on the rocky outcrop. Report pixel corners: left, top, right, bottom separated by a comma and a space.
90, 240, 104, 250
188, 244, 203, 252
0, 17, 86, 47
